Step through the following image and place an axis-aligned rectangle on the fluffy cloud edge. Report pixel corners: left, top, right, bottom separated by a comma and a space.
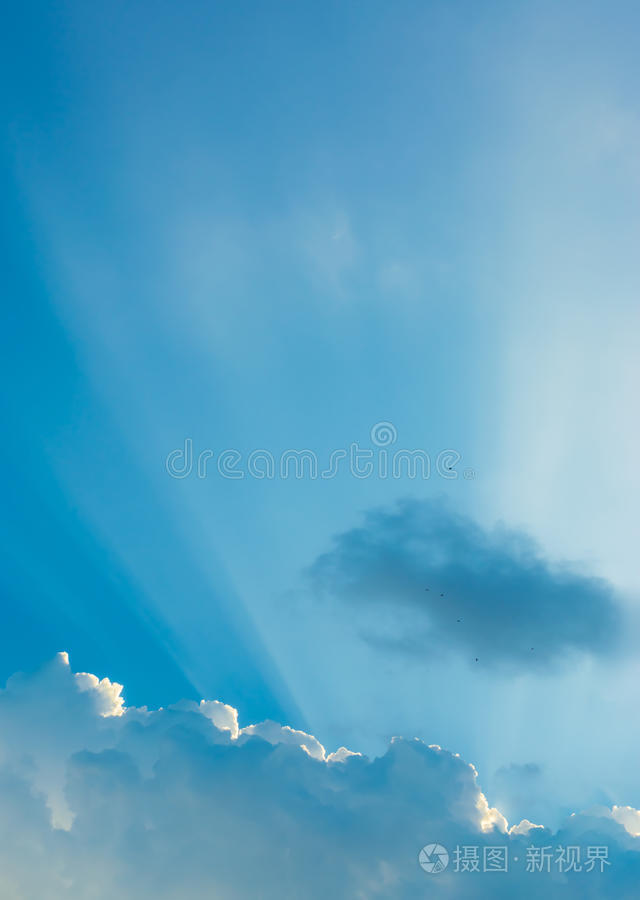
0, 653, 639, 900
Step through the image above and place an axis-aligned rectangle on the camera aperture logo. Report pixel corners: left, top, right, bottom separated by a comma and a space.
165, 422, 475, 482
419, 843, 450, 874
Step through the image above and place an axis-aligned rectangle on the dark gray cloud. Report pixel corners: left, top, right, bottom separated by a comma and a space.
307, 499, 622, 669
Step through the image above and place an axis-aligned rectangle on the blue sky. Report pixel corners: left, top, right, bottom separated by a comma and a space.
2, 0, 640, 894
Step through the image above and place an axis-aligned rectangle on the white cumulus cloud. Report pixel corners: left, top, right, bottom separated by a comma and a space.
0, 654, 638, 899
